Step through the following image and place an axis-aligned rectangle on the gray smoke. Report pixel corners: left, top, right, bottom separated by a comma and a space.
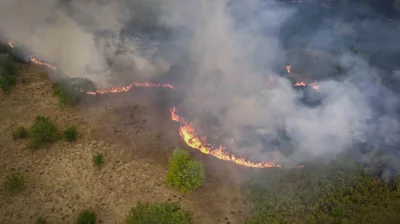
1, 0, 399, 170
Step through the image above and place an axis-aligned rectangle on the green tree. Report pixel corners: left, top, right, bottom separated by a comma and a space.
166, 148, 205, 193
124, 201, 193, 224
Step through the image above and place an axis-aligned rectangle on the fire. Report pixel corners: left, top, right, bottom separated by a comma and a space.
286, 65, 319, 90
7, 41, 14, 48
170, 107, 281, 168
84, 82, 174, 95
7, 41, 57, 70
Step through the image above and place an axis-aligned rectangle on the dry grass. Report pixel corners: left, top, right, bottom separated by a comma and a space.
0, 64, 251, 224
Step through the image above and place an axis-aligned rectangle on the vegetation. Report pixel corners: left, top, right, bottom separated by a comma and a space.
165, 148, 205, 193
243, 161, 400, 224
12, 125, 28, 140
93, 153, 104, 167
76, 210, 96, 224
0, 55, 17, 93
28, 116, 60, 149
64, 126, 78, 142
124, 201, 193, 224
2, 173, 24, 194
35, 217, 47, 224
52, 78, 97, 107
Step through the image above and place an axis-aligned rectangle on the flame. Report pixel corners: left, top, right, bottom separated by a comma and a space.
286, 65, 319, 90
8, 41, 14, 48
170, 107, 281, 168
7, 41, 57, 70
84, 82, 174, 95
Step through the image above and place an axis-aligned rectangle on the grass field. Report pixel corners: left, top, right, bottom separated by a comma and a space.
0, 63, 251, 224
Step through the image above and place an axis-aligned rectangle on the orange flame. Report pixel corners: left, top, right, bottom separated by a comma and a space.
8, 41, 14, 48
169, 107, 281, 168
84, 82, 174, 95
286, 65, 319, 90
7, 41, 57, 70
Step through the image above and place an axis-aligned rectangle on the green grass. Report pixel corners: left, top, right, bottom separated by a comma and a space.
2, 173, 24, 194
28, 116, 60, 149
12, 125, 28, 140
76, 210, 96, 224
64, 126, 78, 142
124, 201, 193, 224
93, 153, 104, 167
165, 148, 205, 193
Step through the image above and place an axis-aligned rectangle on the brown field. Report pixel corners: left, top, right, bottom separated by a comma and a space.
0, 64, 252, 224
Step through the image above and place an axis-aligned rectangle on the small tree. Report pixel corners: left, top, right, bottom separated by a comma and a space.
166, 148, 205, 193
124, 201, 193, 224
28, 116, 60, 149
93, 153, 104, 167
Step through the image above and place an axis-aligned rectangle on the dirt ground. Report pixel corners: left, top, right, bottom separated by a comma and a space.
0, 64, 252, 224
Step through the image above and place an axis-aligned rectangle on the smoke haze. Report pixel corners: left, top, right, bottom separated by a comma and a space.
1, 0, 399, 171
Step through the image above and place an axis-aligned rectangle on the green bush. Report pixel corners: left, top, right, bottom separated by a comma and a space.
12, 125, 28, 140
0, 56, 17, 93
35, 217, 47, 224
64, 126, 78, 142
28, 116, 60, 149
165, 148, 205, 193
2, 173, 24, 194
93, 153, 104, 167
76, 210, 96, 224
52, 78, 97, 107
124, 201, 193, 224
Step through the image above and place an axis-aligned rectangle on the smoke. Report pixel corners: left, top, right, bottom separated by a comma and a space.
1, 0, 400, 171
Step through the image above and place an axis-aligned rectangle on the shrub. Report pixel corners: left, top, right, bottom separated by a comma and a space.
35, 217, 47, 224
0, 56, 17, 93
76, 210, 96, 224
2, 173, 24, 194
124, 201, 193, 224
52, 78, 97, 107
12, 125, 28, 140
165, 148, 205, 193
28, 116, 60, 149
93, 153, 104, 167
64, 126, 78, 142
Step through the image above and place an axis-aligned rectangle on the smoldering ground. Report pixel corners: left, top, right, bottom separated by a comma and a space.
1, 0, 400, 173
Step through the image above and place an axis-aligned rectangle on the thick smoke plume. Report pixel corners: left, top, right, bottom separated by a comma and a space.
1, 0, 399, 172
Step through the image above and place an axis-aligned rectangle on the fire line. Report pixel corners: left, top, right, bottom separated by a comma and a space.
6, 41, 316, 168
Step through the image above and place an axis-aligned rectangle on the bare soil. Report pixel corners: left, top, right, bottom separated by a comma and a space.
0, 64, 252, 224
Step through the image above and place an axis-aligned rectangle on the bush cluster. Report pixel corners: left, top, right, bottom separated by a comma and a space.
76, 210, 96, 224
28, 116, 60, 149
165, 148, 205, 193
64, 126, 78, 142
52, 78, 97, 107
0, 55, 17, 93
124, 201, 193, 224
